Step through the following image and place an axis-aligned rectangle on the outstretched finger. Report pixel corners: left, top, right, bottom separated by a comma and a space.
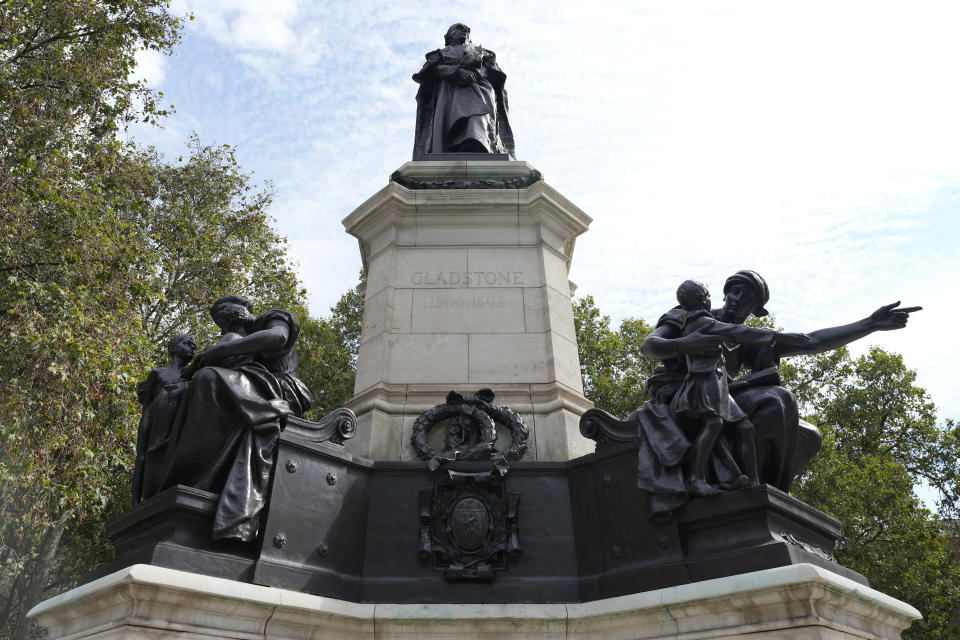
897, 306, 923, 313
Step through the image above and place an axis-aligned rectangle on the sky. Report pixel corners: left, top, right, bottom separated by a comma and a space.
130, 0, 959, 420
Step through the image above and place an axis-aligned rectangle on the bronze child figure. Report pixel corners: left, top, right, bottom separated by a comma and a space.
132, 334, 196, 505
670, 280, 808, 497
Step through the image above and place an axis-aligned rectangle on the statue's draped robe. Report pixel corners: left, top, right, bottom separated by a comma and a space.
638, 308, 821, 518
140, 310, 312, 541
720, 337, 822, 492
413, 43, 515, 160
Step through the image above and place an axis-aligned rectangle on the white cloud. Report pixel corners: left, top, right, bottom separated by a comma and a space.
132, 48, 168, 86
174, 0, 300, 50
138, 0, 960, 419
171, 0, 328, 80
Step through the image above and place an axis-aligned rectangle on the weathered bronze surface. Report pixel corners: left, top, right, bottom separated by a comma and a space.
105, 278, 919, 603
132, 334, 195, 506
390, 169, 541, 190
133, 296, 353, 543
583, 270, 920, 521
410, 389, 529, 473
412, 24, 515, 161
418, 470, 521, 581
105, 432, 865, 603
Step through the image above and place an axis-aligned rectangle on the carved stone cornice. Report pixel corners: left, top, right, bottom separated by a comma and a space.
390, 169, 542, 190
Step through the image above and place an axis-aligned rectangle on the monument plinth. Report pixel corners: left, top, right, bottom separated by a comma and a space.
30, 563, 920, 640
342, 160, 593, 461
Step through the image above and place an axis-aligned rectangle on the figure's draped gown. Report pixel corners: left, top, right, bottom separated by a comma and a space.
637, 308, 820, 518
412, 43, 515, 160
140, 310, 312, 541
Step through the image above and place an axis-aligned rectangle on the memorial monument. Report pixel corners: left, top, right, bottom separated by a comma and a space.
29, 25, 924, 640
343, 23, 590, 462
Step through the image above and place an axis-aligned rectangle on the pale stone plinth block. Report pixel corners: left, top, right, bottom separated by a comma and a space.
342, 161, 595, 461
30, 563, 920, 639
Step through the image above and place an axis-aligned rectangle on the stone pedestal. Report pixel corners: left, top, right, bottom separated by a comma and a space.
342, 161, 593, 461
30, 563, 920, 639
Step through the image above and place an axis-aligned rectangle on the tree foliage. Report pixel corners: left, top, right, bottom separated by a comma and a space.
572, 295, 657, 417
0, 2, 327, 637
127, 138, 306, 356
787, 347, 960, 639
0, 0, 179, 157
297, 278, 363, 419
1, 2, 181, 637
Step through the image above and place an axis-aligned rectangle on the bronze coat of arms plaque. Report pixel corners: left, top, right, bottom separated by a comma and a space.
419, 470, 521, 580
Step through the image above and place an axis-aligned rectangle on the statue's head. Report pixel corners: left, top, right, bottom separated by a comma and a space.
444, 23, 471, 46
721, 270, 769, 323
167, 334, 196, 361
210, 295, 255, 333
676, 280, 711, 312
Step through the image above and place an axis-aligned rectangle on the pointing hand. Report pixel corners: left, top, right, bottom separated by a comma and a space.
869, 301, 922, 331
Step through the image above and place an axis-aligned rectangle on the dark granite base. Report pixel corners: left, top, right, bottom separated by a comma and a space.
92, 485, 256, 584
678, 483, 866, 584
104, 434, 865, 603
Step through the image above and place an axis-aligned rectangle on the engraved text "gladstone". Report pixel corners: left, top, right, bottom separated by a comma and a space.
410, 271, 523, 286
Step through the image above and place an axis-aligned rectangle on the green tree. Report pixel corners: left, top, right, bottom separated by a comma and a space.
297, 277, 364, 419
572, 295, 657, 417
1, 2, 182, 636
0, 2, 326, 637
787, 347, 960, 639
0, 140, 312, 637
126, 138, 306, 355
0, 138, 317, 636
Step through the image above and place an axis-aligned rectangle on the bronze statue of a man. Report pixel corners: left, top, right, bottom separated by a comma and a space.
412, 23, 515, 160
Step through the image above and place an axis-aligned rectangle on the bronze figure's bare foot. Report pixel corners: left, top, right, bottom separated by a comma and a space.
687, 478, 722, 497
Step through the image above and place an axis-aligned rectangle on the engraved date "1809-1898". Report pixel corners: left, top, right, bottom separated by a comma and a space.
428, 295, 506, 310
